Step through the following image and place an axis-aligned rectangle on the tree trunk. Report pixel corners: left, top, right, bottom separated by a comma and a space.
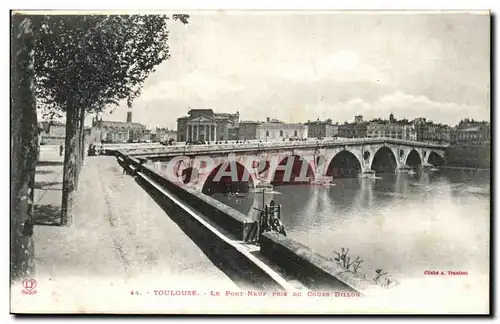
75, 109, 80, 181
10, 16, 37, 283
75, 107, 85, 190
80, 107, 86, 165
60, 104, 80, 226
75, 109, 83, 190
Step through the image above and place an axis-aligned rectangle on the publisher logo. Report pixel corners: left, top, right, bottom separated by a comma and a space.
22, 279, 37, 295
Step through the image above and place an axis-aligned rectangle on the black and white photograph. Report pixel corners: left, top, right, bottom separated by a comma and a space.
10, 9, 491, 314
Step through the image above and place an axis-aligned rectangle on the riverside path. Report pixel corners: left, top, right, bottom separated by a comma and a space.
31, 149, 238, 298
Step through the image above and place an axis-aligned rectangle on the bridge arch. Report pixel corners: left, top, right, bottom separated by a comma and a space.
270, 154, 315, 185
405, 149, 422, 169
326, 150, 362, 178
201, 161, 255, 196
371, 146, 398, 173
427, 151, 445, 166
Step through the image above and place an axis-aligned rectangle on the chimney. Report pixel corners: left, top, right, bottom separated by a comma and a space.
127, 111, 132, 123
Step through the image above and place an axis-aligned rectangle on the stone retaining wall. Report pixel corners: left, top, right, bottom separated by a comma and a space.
117, 151, 368, 293
260, 232, 371, 293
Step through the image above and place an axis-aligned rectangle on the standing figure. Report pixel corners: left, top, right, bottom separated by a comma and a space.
59, 143, 64, 157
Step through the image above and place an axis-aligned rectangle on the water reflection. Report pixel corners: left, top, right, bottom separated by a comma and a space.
209, 168, 490, 281
211, 192, 256, 215
356, 178, 375, 209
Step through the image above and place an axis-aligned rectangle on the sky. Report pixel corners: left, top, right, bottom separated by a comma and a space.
87, 11, 490, 129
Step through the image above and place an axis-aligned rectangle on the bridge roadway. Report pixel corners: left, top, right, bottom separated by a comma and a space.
118, 137, 447, 158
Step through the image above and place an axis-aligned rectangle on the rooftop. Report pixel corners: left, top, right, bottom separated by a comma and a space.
459, 126, 482, 132
97, 120, 146, 128
258, 121, 306, 127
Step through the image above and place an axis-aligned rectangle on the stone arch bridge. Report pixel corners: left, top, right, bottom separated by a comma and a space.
125, 138, 446, 193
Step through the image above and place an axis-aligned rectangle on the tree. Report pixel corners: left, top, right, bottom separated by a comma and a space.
34, 14, 188, 225
11, 15, 37, 283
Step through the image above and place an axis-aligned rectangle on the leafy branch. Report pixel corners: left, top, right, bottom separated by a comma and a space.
33, 14, 187, 117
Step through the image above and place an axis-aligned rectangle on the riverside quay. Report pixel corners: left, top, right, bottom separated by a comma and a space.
111, 135, 487, 300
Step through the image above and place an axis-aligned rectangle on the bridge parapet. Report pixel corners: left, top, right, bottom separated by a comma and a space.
123, 138, 448, 158
116, 139, 446, 190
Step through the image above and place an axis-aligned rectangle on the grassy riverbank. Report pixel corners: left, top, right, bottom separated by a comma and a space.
444, 142, 491, 169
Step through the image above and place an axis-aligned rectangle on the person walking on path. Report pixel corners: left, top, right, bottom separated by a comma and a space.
59, 143, 64, 157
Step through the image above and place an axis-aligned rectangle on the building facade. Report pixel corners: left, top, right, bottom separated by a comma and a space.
304, 119, 339, 139
338, 123, 356, 138
338, 123, 367, 138
91, 112, 149, 143
153, 127, 178, 142
238, 121, 259, 141
425, 124, 452, 143
366, 122, 417, 141
414, 118, 429, 142
238, 117, 308, 141
414, 118, 453, 143
452, 120, 490, 144
338, 115, 368, 138
177, 109, 239, 142
354, 122, 368, 138
39, 122, 66, 145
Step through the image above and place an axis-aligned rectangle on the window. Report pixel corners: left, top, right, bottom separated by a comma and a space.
280, 130, 284, 137
294, 130, 298, 137
266, 130, 269, 137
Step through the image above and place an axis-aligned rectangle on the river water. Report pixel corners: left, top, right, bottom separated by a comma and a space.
211, 169, 490, 283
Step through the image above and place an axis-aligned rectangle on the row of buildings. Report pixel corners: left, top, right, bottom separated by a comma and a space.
39, 109, 490, 146
176, 110, 490, 145
89, 111, 177, 143
175, 109, 308, 142
39, 111, 177, 145
88, 113, 177, 144
302, 116, 418, 141
300, 114, 490, 144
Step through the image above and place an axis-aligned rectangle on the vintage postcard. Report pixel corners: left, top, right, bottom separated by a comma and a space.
10, 10, 491, 314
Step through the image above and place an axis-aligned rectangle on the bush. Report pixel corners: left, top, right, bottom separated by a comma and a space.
332, 247, 399, 289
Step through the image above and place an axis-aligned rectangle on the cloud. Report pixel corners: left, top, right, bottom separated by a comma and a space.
316, 51, 386, 84
373, 92, 482, 124
139, 71, 246, 102
263, 50, 386, 85
180, 71, 246, 99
